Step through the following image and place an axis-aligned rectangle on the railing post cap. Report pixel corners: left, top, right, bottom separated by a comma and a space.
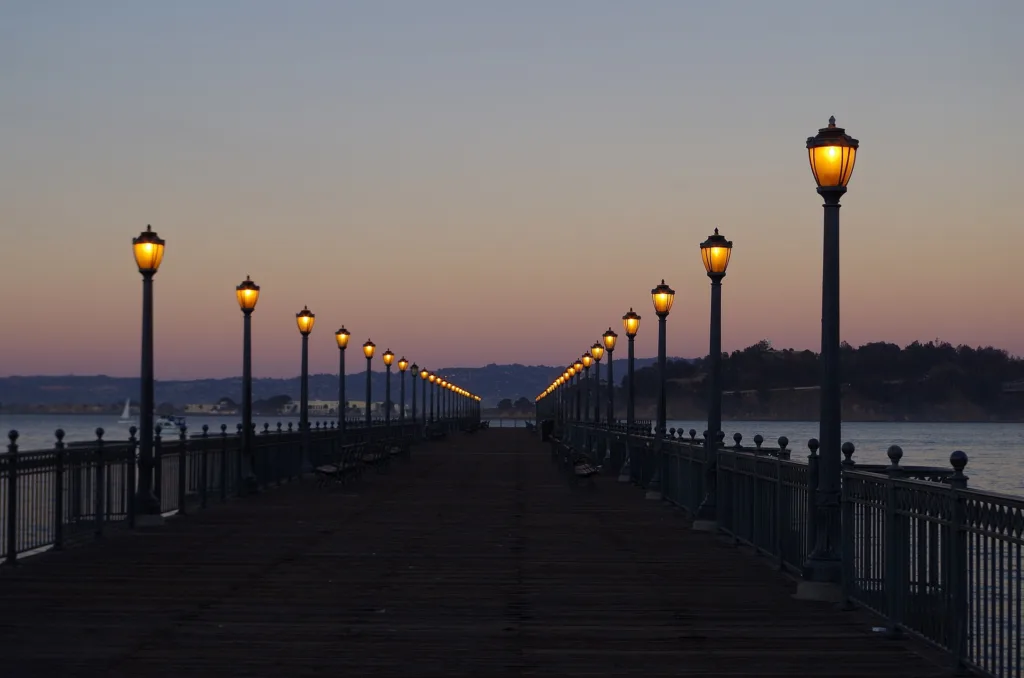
841, 441, 855, 465
8, 429, 18, 443
777, 435, 788, 448
155, 423, 162, 436
949, 450, 968, 473
733, 432, 742, 443
887, 444, 903, 466
753, 434, 764, 446
129, 425, 138, 436
220, 424, 227, 432
55, 428, 65, 441
202, 424, 209, 432
689, 429, 697, 439
807, 438, 819, 454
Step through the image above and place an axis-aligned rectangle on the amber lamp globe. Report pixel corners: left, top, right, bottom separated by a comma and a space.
363, 340, 376, 359
700, 228, 734, 278
573, 360, 583, 373
590, 342, 604, 362
603, 328, 618, 352
429, 374, 436, 383
420, 368, 429, 380
651, 280, 675, 317
132, 225, 166, 274
382, 349, 395, 367
236, 276, 260, 312
807, 116, 859, 189
582, 354, 593, 369
622, 309, 641, 337
335, 326, 351, 349
296, 307, 315, 335
398, 357, 409, 372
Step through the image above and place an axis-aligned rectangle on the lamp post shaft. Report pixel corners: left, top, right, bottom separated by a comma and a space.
385, 366, 392, 429
696, 279, 723, 523
365, 358, 372, 430
136, 273, 160, 514
575, 374, 581, 422
411, 374, 416, 425
300, 334, 311, 472
241, 311, 256, 491
594, 363, 601, 424
656, 316, 667, 440
607, 352, 614, 426
338, 348, 346, 437
805, 190, 844, 583
430, 382, 435, 422
627, 337, 635, 429
400, 371, 406, 424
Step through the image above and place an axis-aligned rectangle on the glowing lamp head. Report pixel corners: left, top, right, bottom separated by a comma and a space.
582, 353, 593, 369
602, 327, 618, 352
428, 374, 436, 383
700, 228, 733, 278
410, 362, 418, 375
296, 306, 315, 335
382, 349, 395, 367
236, 275, 260, 312
622, 308, 641, 338
651, 279, 675, 317
362, 339, 376, 359
590, 342, 604, 362
132, 225, 165, 274
335, 326, 350, 349
397, 357, 408, 372
807, 116, 859, 189
420, 368, 429, 380
573, 360, 583, 373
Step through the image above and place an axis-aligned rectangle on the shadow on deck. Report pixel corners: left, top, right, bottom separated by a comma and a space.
0, 430, 950, 677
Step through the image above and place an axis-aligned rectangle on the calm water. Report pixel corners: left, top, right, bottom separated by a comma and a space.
2, 413, 1022, 496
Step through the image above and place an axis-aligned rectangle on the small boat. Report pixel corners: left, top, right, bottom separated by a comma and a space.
156, 414, 187, 431
117, 398, 135, 424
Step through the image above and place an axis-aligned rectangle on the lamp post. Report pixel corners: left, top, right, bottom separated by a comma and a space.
132, 225, 165, 521
428, 373, 436, 423
619, 309, 640, 482
420, 368, 429, 430
410, 362, 418, 427
236, 276, 260, 493
335, 327, 350, 438
648, 280, 675, 500
800, 116, 859, 598
694, 229, 733, 530
363, 340, 376, 431
602, 328, 618, 464
590, 342, 604, 425
296, 307, 315, 473
382, 349, 395, 434
398, 357, 409, 425
572, 361, 583, 422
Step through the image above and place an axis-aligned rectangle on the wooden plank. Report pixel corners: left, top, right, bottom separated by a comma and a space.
0, 430, 950, 677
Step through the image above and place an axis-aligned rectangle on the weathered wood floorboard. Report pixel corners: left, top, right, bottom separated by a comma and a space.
0, 430, 949, 677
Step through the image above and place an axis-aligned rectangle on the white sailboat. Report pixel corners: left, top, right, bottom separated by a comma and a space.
117, 398, 135, 424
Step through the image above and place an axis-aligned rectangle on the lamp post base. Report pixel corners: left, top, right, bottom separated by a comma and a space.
692, 519, 718, 532
136, 513, 165, 527
135, 490, 164, 527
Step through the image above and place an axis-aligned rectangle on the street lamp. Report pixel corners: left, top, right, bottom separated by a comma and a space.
296, 306, 315, 473
236, 275, 260, 493
802, 116, 859, 596
382, 349, 395, 430
410, 362, 418, 427
694, 228, 733, 530
363, 340, 376, 430
649, 279, 675, 500
335, 327, 350, 437
419, 368, 429, 428
590, 342, 604, 425
602, 327, 618, 464
428, 373, 437, 423
397, 356, 408, 424
619, 309, 640, 482
572, 360, 583, 422
132, 225, 165, 521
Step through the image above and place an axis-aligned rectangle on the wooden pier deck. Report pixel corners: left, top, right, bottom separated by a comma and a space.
0, 430, 950, 677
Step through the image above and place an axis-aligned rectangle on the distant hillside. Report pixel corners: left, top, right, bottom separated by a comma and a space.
0, 357, 683, 411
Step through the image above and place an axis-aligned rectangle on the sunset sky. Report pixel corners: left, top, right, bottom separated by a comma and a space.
1, 1, 1021, 380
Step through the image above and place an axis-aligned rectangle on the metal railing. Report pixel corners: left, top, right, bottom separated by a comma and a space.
1, 416, 470, 565
555, 420, 1022, 678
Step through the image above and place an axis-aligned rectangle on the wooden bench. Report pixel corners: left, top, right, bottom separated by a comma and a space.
314, 442, 365, 487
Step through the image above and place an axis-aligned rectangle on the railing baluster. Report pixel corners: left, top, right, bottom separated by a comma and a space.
5, 431, 19, 565
178, 425, 188, 515
54, 429, 65, 551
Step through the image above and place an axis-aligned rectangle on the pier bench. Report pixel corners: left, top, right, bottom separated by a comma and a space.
314, 442, 366, 487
